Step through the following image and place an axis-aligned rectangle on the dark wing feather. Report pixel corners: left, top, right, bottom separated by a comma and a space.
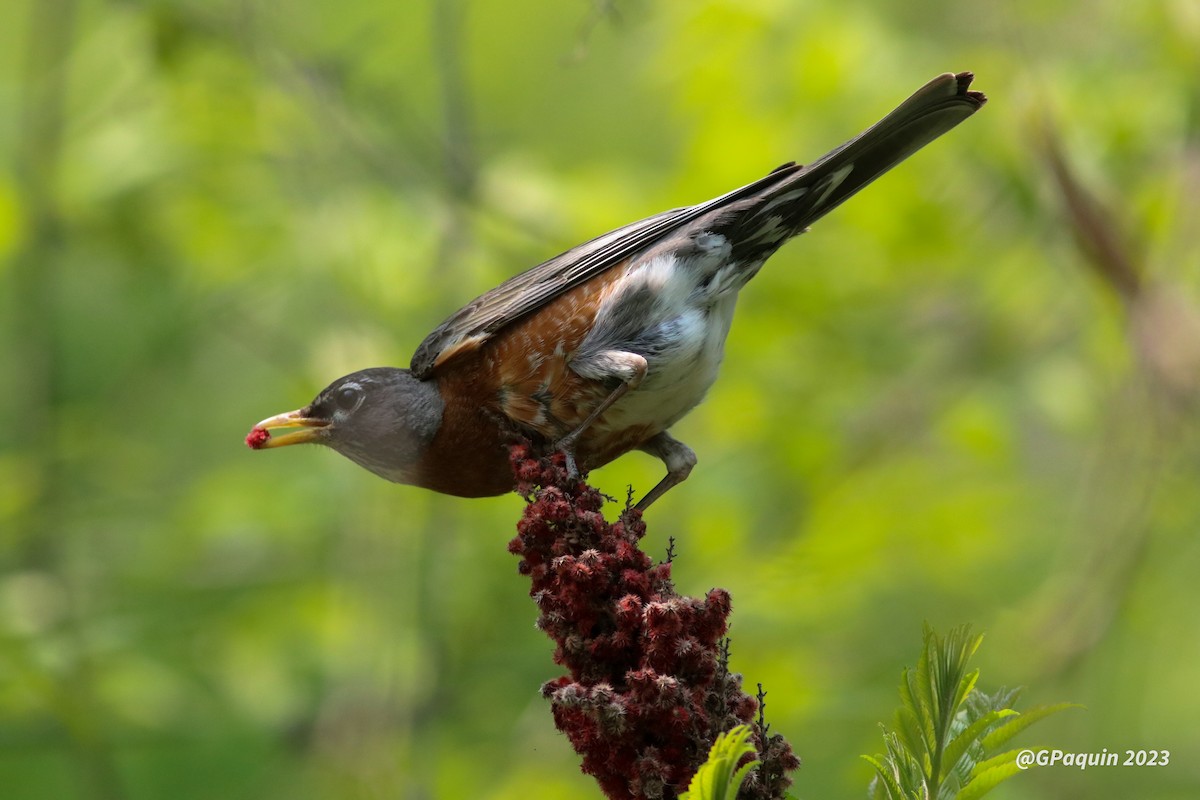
409, 170, 797, 378
411, 72, 986, 379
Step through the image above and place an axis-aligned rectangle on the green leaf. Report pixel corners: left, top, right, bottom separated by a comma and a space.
932, 625, 983, 736
949, 668, 981, 723
966, 749, 1019, 781
921, 624, 985, 796
866, 627, 1075, 800
894, 704, 928, 768
940, 709, 1018, 782
864, 729, 932, 800
902, 665, 936, 762
968, 686, 1022, 718
680, 725, 760, 800
863, 753, 908, 800
980, 703, 1081, 752
956, 751, 1024, 800
913, 628, 937, 739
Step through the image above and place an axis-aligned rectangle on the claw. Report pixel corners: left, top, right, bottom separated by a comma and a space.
633, 432, 697, 510
561, 446, 580, 481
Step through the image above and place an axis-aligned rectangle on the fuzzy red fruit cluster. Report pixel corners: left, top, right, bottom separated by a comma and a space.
507, 444, 799, 800
245, 427, 270, 449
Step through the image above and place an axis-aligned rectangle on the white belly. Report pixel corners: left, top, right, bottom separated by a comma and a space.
607, 295, 736, 432
575, 238, 750, 435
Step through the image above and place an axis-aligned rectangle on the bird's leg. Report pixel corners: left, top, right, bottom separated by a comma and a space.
556, 350, 647, 479
635, 431, 697, 510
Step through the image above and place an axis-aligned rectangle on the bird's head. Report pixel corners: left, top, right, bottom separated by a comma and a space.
246, 367, 444, 485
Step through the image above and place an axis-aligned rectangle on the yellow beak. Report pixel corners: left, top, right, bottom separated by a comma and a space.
247, 409, 330, 449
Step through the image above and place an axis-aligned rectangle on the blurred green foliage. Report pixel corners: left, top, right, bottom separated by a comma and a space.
865, 625, 1074, 800
682, 725, 761, 800
3, 0, 1200, 798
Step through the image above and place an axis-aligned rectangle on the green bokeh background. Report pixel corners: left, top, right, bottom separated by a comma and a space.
3, 1, 1200, 798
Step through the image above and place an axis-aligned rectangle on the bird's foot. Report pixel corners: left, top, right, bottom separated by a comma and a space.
562, 450, 580, 481
552, 433, 582, 481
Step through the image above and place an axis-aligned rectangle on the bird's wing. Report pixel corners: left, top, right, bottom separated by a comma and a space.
409, 169, 797, 378
411, 71, 986, 379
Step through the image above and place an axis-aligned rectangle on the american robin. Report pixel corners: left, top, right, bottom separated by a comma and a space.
248, 72, 986, 508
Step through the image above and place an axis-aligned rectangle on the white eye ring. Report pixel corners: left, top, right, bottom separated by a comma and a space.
333, 383, 363, 412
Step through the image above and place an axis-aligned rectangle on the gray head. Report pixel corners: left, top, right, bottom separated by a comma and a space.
247, 367, 445, 485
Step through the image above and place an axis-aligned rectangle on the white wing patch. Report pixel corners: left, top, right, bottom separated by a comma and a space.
760, 187, 808, 215
694, 231, 729, 254
815, 163, 855, 208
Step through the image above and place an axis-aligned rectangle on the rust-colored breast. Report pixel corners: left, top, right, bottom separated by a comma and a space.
414, 258, 656, 496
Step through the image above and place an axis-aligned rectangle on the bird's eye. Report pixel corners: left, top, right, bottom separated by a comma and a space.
334, 385, 362, 411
